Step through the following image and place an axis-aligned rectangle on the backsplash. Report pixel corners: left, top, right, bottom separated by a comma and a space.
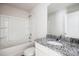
46, 34, 58, 39
70, 38, 79, 44
46, 34, 79, 44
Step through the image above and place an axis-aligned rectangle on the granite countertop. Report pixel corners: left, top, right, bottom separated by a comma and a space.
35, 38, 79, 56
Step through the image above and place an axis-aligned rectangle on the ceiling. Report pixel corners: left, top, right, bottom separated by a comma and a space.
2, 3, 38, 12
48, 3, 74, 14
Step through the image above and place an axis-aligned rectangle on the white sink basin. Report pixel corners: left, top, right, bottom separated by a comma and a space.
47, 41, 63, 46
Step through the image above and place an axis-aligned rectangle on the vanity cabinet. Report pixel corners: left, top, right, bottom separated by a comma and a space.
35, 42, 63, 56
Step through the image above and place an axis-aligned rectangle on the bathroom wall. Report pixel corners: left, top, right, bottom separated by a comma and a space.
48, 9, 67, 36
0, 4, 29, 49
0, 4, 29, 18
30, 3, 49, 40
65, 4, 79, 38
48, 12, 56, 35
66, 11, 79, 38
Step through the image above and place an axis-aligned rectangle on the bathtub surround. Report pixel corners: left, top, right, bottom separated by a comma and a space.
0, 4, 30, 49
0, 4, 31, 56
0, 15, 29, 49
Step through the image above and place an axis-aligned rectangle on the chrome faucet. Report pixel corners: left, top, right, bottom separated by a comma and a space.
56, 35, 62, 41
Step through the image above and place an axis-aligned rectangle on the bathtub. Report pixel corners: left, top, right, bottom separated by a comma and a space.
0, 41, 34, 56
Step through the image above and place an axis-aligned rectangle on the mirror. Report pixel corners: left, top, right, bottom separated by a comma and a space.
47, 3, 79, 38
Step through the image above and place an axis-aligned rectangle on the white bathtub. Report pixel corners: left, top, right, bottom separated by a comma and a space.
0, 41, 34, 56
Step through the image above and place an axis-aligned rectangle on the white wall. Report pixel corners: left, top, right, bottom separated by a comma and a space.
48, 13, 56, 35
48, 9, 67, 36
30, 3, 49, 40
66, 11, 79, 38
0, 4, 28, 18
0, 4, 29, 49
